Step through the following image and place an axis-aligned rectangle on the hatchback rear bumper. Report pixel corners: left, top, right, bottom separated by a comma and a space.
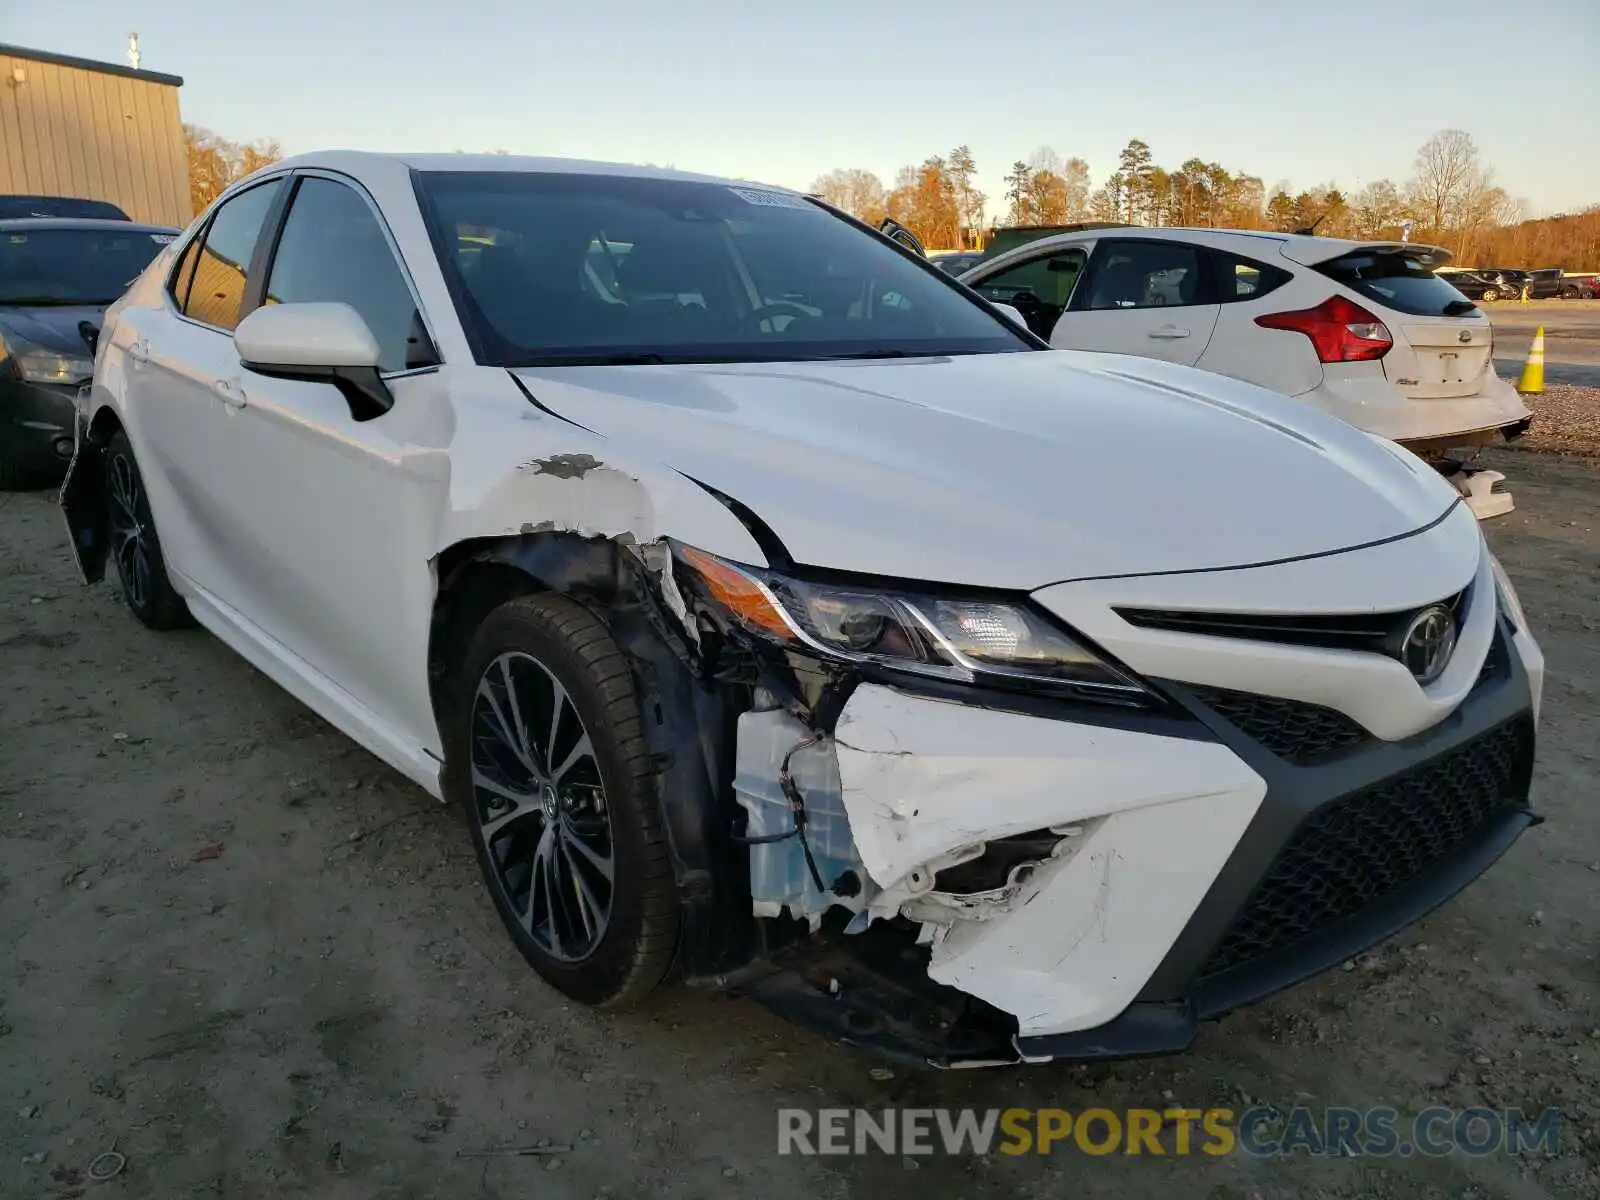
1303, 371, 1531, 447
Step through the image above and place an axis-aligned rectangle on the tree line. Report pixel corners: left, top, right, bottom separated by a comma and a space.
812, 129, 1600, 270
179, 124, 1598, 271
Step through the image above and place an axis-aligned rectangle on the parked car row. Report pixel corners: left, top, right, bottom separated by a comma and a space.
1436, 265, 1593, 301
49, 153, 1541, 1068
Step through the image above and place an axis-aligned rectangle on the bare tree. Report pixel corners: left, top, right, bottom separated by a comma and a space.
1408, 129, 1492, 235
810, 168, 888, 224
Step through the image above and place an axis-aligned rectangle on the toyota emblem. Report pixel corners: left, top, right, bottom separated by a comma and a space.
1400, 605, 1457, 684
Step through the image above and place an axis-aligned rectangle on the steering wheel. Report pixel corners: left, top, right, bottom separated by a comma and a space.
743, 300, 817, 333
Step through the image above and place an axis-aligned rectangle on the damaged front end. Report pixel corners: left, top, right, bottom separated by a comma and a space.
654, 542, 1265, 1067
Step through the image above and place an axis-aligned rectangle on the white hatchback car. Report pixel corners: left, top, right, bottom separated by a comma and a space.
958, 229, 1533, 511
62, 154, 1543, 1067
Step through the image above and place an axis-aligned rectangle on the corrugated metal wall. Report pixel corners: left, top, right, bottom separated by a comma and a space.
0, 52, 190, 227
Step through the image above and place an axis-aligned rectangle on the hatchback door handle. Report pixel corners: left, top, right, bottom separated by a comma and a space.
1148, 325, 1190, 339
213, 378, 247, 409
128, 338, 150, 363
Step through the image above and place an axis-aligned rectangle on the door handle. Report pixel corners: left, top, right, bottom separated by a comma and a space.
1147, 326, 1191, 339
213, 378, 247, 409
128, 338, 149, 364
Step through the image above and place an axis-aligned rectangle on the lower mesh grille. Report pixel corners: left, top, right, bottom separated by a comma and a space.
1190, 687, 1369, 765
1200, 717, 1532, 978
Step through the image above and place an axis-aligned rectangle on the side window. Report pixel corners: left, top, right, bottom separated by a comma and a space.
974, 248, 1086, 312
1081, 240, 1208, 311
167, 230, 201, 310
264, 177, 435, 373
1210, 250, 1292, 303
184, 180, 284, 330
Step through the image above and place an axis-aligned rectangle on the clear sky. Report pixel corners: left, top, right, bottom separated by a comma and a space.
10, 0, 1599, 217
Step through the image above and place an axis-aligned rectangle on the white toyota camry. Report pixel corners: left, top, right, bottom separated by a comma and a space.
62, 153, 1544, 1066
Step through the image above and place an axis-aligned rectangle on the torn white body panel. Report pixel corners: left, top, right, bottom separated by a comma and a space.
832, 683, 1266, 1036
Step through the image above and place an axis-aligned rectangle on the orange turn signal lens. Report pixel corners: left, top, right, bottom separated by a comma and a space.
677, 546, 794, 641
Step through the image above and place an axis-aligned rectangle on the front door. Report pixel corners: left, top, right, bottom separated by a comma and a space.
202, 172, 448, 751
1050, 238, 1220, 366
965, 245, 1090, 340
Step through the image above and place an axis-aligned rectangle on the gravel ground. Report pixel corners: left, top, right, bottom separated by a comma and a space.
1, 418, 1598, 1198
1508, 384, 1600, 459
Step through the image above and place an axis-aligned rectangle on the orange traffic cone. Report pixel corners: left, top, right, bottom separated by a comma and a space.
1517, 327, 1545, 394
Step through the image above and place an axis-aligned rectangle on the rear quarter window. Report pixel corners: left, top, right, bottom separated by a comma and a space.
1210, 249, 1292, 302
1315, 251, 1473, 317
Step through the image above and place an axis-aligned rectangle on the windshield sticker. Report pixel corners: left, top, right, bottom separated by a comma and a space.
728, 186, 810, 210
150, 233, 176, 244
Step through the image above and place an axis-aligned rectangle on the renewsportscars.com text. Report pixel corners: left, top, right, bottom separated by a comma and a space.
777, 1106, 1562, 1159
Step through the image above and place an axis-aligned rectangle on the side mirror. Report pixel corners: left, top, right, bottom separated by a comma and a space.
877, 217, 927, 258
234, 302, 392, 421
991, 302, 1031, 332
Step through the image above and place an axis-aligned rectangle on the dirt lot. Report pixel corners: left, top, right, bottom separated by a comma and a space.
2, 429, 1598, 1198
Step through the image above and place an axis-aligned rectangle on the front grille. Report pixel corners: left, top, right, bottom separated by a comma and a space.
1200, 717, 1531, 978
1190, 686, 1369, 765
1118, 589, 1467, 656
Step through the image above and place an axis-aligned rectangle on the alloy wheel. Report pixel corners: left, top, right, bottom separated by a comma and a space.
107, 450, 153, 612
469, 651, 615, 962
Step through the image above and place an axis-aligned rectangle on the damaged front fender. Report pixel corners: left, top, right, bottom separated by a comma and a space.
59, 403, 109, 584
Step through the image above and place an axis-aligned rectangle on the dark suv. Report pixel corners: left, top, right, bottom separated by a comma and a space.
1525, 268, 1564, 299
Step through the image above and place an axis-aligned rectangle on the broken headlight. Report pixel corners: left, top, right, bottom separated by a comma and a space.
676, 545, 1151, 704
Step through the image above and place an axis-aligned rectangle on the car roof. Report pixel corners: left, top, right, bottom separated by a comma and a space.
0, 217, 179, 234
965, 225, 1453, 274
269, 150, 774, 190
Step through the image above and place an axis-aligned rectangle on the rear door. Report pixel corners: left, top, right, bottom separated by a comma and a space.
1311, 247, 1495, 399
117, 176, 287, 593
1050, 238, 1220, 365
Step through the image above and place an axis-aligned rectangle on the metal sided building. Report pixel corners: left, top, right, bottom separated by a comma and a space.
0, 43, 190, 227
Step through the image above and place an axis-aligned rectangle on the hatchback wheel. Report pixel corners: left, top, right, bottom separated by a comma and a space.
445, 593, 679, 1006
105, 430, 190, 630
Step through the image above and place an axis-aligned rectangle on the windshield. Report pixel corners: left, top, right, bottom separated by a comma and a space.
415, 171, 1031, 366
1316, 250, 1479, 318
0, 227, 171, 305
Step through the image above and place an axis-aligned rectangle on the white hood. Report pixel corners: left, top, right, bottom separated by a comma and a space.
514, 350, 1460, 589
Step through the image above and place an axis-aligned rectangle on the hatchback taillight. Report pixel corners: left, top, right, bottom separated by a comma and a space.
1255, 295, 1393, 363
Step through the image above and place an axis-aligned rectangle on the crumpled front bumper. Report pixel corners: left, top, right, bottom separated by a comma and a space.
733, 611, 1540, 1067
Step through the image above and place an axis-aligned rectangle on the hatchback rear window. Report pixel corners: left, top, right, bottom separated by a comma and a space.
1315, 251, 1474, 317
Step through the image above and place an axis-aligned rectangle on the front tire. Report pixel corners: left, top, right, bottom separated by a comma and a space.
104, 430, 190, 630
444, 593, 680, 1007
1481, 288, 1499, 302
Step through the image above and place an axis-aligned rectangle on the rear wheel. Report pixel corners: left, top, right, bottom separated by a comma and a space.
444, 593, 679, 1007
105, 430, 190, 630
